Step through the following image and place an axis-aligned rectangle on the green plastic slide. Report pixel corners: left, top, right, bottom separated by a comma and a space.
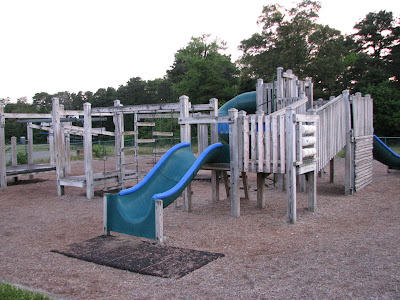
373, 135, 400, 170
105, 142, 227, 240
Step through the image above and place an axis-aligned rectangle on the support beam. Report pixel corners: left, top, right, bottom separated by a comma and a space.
0, 103, 5, 190
180, 95, 192, 212
229, 108, 240, 217
307, 171, 317, 212
52, 98, 65, 196
27, 123, 34, 179
103, 194, 110, 236
211, 170, 220, 203
155, 200, 164, 245
344, 90, 354, 194
330, 157, 335, 183
257, 172, 266, 209
84, 102, 94, 199
285, 106, 297, 223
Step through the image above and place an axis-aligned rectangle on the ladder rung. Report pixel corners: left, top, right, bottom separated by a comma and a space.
121, 146, 138, 152
137, 122, 155, 127
138, 139, 156, 143
122, 162, 138, 167
152, 149, 168, 154
152, 131, 173, 137
103, 185, 121, 192
122, 131, 137, 136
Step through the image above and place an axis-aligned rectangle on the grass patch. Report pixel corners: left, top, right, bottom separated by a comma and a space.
0, 282, 51, 300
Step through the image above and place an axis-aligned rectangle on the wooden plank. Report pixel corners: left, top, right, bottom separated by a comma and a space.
211, 170, 220, 203
279, 115, 285, 173
257, 173, 266, 209
137, 139, 156, 144
250, 115, 256, 172
285, 107, 297, 223
84, 102, 94, 199
103, 195, 110, 236
152, 131, 173, 137
91, 103, 180, 114
3, 113, 52, 119
229, 109, 240, 217
155, 200, 164, 245
307, 170, 316, 212
264, 115, 271, 173
179, 116, 232, 125
257, 111, 264, 172
122, 131, 138, 136
238, 111, 246, 172
137, 122, 155, 127
272, 116, 278, 173
243, 115, 250, 172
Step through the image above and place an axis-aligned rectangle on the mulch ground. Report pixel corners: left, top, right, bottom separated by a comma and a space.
0, 157, 399, 299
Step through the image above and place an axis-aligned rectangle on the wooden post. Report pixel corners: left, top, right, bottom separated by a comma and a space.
285, 106, 296, 223
155, 199, 164, 244
27, 123, 34, 180
257, 172, 266, 209
0, 103, 5, 190
84, 102, 94, 199
113, 100, 125, 189
180, 95, 192, 212
64, 131, 71, 175
307, 170, 317, 212
48, 134, 55, 165
344, 90, 354, 195
103, 194, 110, 236
229, 108, 240, 217
27, 123, 34, 165
52, 97, 65, 196
330, 157, 335, 183
257, 78, 266, 113
197, 113, 208, 154
11, 137, 17, 166
210, 98, 219, 203
11, 136, 18, 182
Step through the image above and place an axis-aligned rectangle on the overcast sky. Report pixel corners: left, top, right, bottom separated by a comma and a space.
1, 0, 399, 103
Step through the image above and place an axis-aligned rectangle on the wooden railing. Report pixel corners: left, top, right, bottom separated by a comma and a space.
315, 94, 347, 172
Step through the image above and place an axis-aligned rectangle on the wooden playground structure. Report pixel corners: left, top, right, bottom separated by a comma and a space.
0, 67, 374, 225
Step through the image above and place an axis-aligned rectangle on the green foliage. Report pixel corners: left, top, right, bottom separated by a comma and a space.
167, 34, 239, 104
17, 152, 28, 165
363, 81, 400, 136
0, 282, 51, 300
92, 143, 109, 158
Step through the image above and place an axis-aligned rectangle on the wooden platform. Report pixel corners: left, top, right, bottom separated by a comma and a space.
59, 170, 138, 188
6, 164, 56, 177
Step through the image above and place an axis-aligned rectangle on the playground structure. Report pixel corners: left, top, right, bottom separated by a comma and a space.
0, 110, 57, 186
0, 67, 379, 244
103, 67, 374, 244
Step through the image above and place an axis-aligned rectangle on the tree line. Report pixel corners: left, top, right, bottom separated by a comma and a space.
1, 0, 399, 139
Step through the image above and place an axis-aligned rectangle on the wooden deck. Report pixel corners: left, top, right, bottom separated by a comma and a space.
59, 170, 138, 188
6, 164, 56, 177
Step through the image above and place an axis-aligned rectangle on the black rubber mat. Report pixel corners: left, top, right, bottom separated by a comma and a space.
52, 235, 224, 279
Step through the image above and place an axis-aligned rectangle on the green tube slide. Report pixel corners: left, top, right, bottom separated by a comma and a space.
373, 135, 400, 170
105, 142, 227, 240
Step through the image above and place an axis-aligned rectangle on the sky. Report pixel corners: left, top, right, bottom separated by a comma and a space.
1, 0, 399, 103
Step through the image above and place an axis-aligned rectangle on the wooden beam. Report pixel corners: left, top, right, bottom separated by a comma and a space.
285, 106, 297, 223
229, 108, 240, 217
155, 200, 164, 244
84, 102, 94, 199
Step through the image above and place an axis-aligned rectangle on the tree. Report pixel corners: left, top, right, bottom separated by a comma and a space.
239, 1, 322, 80
350, 10, 400, 90
167, 34, 239, 104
